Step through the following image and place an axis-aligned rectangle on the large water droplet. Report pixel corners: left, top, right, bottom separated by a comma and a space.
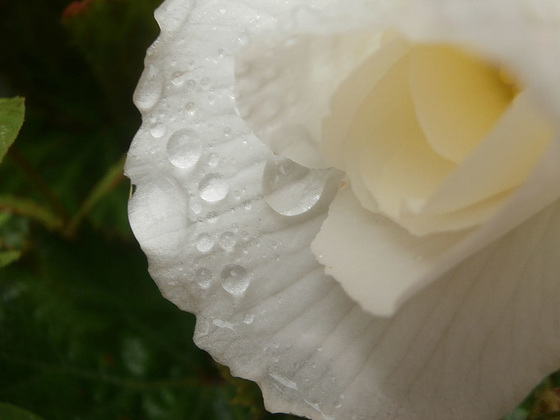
199, 174, 229, 202
166, 129, 202, 169
263, 156, 335, 216
220, 264, 251, 295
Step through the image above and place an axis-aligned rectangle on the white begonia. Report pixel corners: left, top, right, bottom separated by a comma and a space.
126, 0, 560, 419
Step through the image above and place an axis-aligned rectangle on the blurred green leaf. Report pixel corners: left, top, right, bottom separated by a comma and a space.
0, 195, 63, 231
66, 154, 126, 236
0, 250, 21, 269
0, 97, 25, 163
0, 402, 45, 420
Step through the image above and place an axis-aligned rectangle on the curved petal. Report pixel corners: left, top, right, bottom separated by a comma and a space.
235, 31, 381, 168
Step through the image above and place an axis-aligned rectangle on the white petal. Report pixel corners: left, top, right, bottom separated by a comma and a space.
198, 197, 560, 420
235, 30, 381, 169
311, 185, 463, 316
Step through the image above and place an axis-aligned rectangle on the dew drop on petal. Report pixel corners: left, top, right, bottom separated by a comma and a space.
206, 211, 219, 224
263, 156, 333, 216
170, 71, 187, 86
195, 267, 213, 289
150, 123, 166, 138
218, 231, 236, 250
166, 129, 202, 169
220, 264, 251, 295
199, 174, 229, 202
134, 66, 163, 111
208, 153, 219, 167
195, 233, 214, 253
243, 313, 254, 324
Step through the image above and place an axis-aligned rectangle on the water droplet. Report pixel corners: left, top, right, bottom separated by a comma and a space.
206, 211, 219, 224
220, 264, 251, 295
208, 153, 219, 167
167, 129, 201, 169
185, 102, 196, 114
219, 231, 236, 250
134, 66, 163, 111
213, 319, 235, 331
195, 267, 213, 289
171, 71, 187, 87
199, 174, 229, 202
243, 313, 254, 324
195, 233, 214, 252
190, 200, 202, 215
263, 156, 334, 216
150, 123, 166, 138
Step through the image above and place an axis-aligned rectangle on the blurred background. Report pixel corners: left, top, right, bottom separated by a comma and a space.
0, 1, 558, 419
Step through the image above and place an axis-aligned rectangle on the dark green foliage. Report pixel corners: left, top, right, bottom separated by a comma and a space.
0, 96, 25, 163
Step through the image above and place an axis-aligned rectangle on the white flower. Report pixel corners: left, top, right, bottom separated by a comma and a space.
126, 0, 560, 419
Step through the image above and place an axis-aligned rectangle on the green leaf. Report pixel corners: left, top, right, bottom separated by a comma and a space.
0, 250, 21, 269
0, 402, 45, 420
66, 154, 126, 236
0, 195, 63, 231
0, 97, 25, 164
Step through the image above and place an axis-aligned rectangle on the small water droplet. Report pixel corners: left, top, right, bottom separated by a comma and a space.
243, 313, 254, 324
190, 200, 202, 215
199, 174, 229, 202
219, 231, 236, 250
150, 123, 166, 138
195, 267, 213, 289
185, 102, 196, 114
167, 129, 202, 169
171, 71, 187, 86
262, 156, 334, 216
134, 66, 163, 111
220, 264, 251, 295
195, 233, 214, 253
206, 211, 219, 224
208, 153, 219, 167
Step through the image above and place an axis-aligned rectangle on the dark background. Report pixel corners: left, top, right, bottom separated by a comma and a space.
0, 0, 557, 419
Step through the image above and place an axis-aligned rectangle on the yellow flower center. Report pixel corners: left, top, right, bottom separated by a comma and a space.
324, 33, 553, 235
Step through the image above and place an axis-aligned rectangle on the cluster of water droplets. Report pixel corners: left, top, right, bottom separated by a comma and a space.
131, 4, 351, 412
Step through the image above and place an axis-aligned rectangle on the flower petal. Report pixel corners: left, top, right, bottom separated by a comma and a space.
199, 197, 560, 420
235, 20, 381, 168
128, 1, 560, 420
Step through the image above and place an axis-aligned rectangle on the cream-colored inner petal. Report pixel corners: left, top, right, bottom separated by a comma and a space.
331, 33, 553, 235
420, 93, 553, 214
409, 44, 516, 164
356, 53, 454, 217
